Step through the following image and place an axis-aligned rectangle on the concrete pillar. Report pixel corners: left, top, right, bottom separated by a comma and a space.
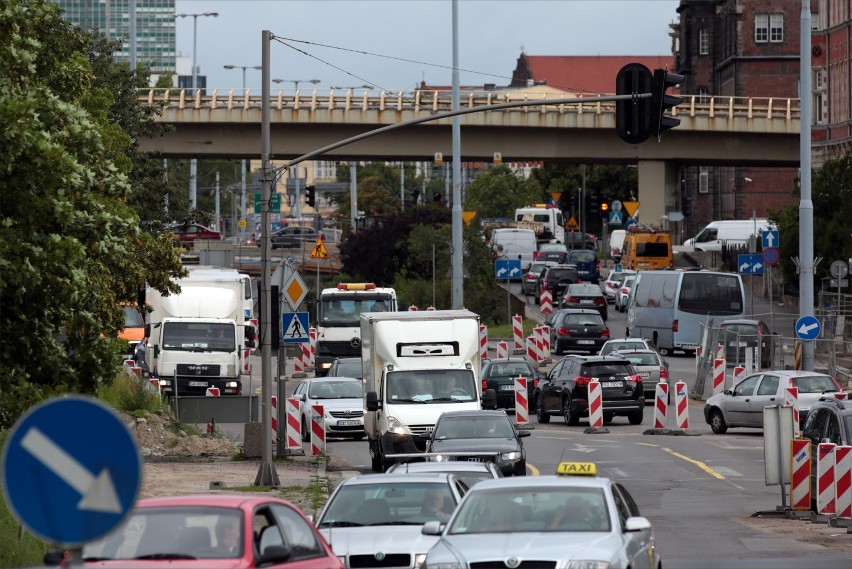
637, 160, 679, 227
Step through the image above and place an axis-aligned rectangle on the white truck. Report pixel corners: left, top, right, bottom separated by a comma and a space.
515, 205, 566, 244
362, 310, 495, 472
314, 283, 397, 376
144, 266, 256, 396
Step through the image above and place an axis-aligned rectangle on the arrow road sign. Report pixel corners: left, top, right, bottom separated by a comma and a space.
738, 253, 764, 275
795, 315, 822, 341
762, 229, 779, 249
495, 259, 521, 280
1, 396, 141, 546
282, 312, 310, 343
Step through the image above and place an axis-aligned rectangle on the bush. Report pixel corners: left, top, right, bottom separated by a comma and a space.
96, 371, 169, 416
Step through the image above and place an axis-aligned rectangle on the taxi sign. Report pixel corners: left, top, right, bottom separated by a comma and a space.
555, 462, 597, 476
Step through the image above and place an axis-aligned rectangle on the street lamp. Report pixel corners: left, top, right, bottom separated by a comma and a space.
224, 64, 262, 93
224, 65, 261, 242
330, 84, 374, 90
272, 78, 321, 91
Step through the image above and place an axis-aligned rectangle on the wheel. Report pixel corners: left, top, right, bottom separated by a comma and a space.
602, 412, 614, 424
658, 347, 670, 356
563, 398, 580, 426
536, 395, 550, 423
628, 408, 644, 425
300, 416, 309, 442
709, 408, 728, 434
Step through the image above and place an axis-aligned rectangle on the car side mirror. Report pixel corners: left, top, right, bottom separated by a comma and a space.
421, 520, 443, 535
537, 372, 547, 380
724, 389, 732, 395
518, 430, 531, 438
625, 516, 652, 532
366, 391, 380, 411
258, 545, 292, 565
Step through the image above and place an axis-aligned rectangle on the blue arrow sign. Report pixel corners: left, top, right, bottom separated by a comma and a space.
737, 253, 764, 275
282, 312, 310, 343
495, 259, 522, 280
795, 315, 822, 341
1, 396, 141, 546
762, 229, 779, 249
609, 211, 623, 225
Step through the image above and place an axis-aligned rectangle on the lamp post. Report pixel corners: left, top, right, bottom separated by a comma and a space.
272, 78, 320, 91
329, 84, 373, 90
175, 11, 218, 209
224, 64, 262, 94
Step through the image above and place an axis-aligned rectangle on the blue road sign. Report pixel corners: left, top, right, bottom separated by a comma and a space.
737, 253, 765, 275
282, 312, 310, 343
763, 246, 780, 266
609, 211, 623, 225
795, 315, 822, 341
762, 229, 780, 249
614, 263, 624, 273
624, 217, 638, 229
1, 396, 141, 546
495, 259, 522, 280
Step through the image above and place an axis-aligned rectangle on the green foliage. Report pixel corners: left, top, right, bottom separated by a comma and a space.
95, 372, 169, 416
463, 165, 538, 220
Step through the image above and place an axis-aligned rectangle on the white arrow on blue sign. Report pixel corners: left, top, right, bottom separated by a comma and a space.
495, 259, 522, 280
795, 315, 822, 341
762, 229, 780, 249
738, 253, 764, 275
1, 396, 142, 546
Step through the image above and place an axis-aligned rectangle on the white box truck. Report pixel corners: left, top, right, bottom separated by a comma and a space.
144, 266, 256, 396
362, 310, 494, 472
683, 219, 774, 252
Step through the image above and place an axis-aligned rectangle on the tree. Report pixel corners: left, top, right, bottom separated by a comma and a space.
0, 0, 183, 427
462, 165, 539, 220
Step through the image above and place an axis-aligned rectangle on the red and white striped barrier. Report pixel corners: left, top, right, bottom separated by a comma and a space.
497, 340, 509, 360
715, 342, 725, 362
408, 305, 418, 311
309, 327, 317, 369
674, 381, 689, 430
835, 445, 852, 519
783, 386, 801, 436
148, 378, 161, 395
588, 380, 603, 429
271, 395, 278, 449
540, 325, 551, 359
533, 327, 544, 361
733, 365, 746, 384
817, 442, 837, 515
310, 403, 326, 456
514, 377, 529, 425
123, 359, 143, 378
653, 382, 668, 429
294, 349, 304, 375
712, 358, 726, 395
300, 343, 311, 373
205, 387, 220, 434
513, 315, 524, 351
789, 439, 812, 511
479, 325, 488, 361
540, 290, 553, 314
526, 335, 540, 364
285, 397, 301, 451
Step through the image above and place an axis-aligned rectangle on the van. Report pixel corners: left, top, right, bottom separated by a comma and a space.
491, 228, 537, 272
621, 228, 672, 270
609, 229, 627, 260
683, 219, 773, 252
514, 206, 565, 244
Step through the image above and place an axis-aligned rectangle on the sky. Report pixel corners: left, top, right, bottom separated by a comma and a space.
174, 0, 680, 93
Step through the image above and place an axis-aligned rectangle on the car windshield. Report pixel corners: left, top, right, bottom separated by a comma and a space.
435, 416, 515, 439
620, 353, 659, 366
320, 294, 394, 327
447, 487, 610, 534
386, 369, 477, 403
318, 482, 456, 527
309, 380, 363, 399
791, 375, 839, 393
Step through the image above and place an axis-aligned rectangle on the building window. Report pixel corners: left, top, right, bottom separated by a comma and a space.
755, 14, 769, 43
770, 14, 784, 42
813, 92, 824, 125
698, 167, 709, 194
699, 29, 709, 55
314, 161, 337, 180
814, 68, 824, 90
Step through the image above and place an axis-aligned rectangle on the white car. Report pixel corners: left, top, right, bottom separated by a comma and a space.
601, 269, 636, 303
423, 462, 661, 569
615, 275, 636, 312
292, 376, 365, 441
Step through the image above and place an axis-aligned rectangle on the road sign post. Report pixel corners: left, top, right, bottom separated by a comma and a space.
495, 259, 522, 323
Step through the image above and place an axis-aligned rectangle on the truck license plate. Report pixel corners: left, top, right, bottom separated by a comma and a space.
189, 381, 208, 387
337, 420, 360, 427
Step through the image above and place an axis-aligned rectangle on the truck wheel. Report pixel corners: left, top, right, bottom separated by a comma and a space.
370, 444, 383, 473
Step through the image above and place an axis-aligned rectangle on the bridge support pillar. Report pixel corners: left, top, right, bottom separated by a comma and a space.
637, 160, 678, 228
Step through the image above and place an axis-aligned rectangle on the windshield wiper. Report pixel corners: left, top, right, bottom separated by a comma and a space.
134, 553, 197, 560
320, 520, 363, 527
393, 397, 428, 404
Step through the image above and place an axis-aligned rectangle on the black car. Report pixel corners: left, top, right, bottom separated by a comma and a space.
549, 309, 610, 354
422, 410, 530, 476
521, 261, 558, 296
269, 226, 319, 248
802, 397, 852, 509
480, 357, 544, 411
561, 283, 608, 320
535, 354, 644, 426
534, 265, 579, 305
326, 357, 363, 380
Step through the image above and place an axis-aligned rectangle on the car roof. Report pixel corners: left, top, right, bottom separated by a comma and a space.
467, 475, 610, 492
438, 410, 510, 420
567, 354, 631, 364
137, 494, 287, 508
811, 398, 852, 413
612, 348, 659, 355
331, 357, 361, 363
388, 462, 498, 473
307, 376, 361, 382
339, 473, 458, 487
555, 308, 601, 315
483, 357, 531, 366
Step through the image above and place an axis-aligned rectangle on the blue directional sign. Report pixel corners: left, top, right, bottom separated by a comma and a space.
282, 311, 310, 343
738, 253, 765, 275
609, 211, 624, 225
1, 396, 141, 546
614, 263, 624, 273
762, 229, 780, 249
795, 315, 822, 341
495, 259, 522, 281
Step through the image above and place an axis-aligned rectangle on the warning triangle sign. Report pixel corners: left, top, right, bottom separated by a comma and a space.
310, 237, 329, 259
566, 216, 580, 231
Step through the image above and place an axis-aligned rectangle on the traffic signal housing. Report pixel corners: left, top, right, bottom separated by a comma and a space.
651, 68, 685, 139
600, 201, 610, 213
305, 185, 316, 208
616, 63, 653, 144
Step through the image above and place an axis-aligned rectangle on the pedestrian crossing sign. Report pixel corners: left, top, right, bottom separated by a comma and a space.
310, 237, 329, 259
281, 312, 310, 344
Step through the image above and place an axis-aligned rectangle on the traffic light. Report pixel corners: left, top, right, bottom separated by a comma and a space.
681, 192, 693, 217
616, 63, 653, 144
305, 185, 316, 208
600, 201, 610, 213
651, 68, 685, 139
588, 194, 599, 213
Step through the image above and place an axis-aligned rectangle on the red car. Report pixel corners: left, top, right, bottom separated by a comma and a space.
60, 495, 343, 568
170, 223, 222, 241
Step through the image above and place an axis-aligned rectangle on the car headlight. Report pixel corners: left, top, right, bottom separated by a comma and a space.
414, 553, 428, 568
386, 416, 408, 435
565, 562, 612, 569
500, 451, 521, 461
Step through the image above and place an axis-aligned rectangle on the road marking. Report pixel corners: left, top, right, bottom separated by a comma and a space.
610, 467, 628, 478
708, 441, 762, 450
662, 447, 725, 480
708, 466, 743, 477
527, 462, 540, 476
635, 442, 659, 448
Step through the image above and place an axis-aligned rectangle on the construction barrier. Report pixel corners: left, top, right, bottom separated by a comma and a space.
526, 335, 540, 364
712, 358, 726, 395
408, 305, 418, 311
836, 445, 852, 519
789, 439, 812, 510
300, 343, 311, 373
588, 380, 603, 429
715, 343, 725, 361
540, 325, 551, 359
674, 381, 689, 430
783, 386, 801, 437
497, 340, 509, 360
285, 397, 301, 451
733, 365, 746, 384
309, 327, 317, 369
271, 395, 278, 449
479, 325, 488, 361
310, 403, 326, 456
540, 290, 553, 315
653, 382, 668, 430
148, 378, 161, 395
514, 377, 529, 425
533, 327, 544, 362
513, 315, 524, 351
205, 387, 220, 434
294, 349, 304, 375
817, 442, 837, 515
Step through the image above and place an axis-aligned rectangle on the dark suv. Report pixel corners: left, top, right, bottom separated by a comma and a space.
534, 265, 579, 305
802, 397, 852, 509
534, 354, 644, 426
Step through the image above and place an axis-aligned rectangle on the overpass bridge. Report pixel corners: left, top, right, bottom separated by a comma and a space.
138, 88, 800, 224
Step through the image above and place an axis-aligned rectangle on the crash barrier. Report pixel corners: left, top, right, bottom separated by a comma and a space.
147, 378, 161, 395
674, 381, 689, 430
513, 314, 524, 351
836, 445, 852, 519
309, 327, 317, 369
715, 342, 725, 361
817, 443, 836, 515
588, 380, 603, 429
123, 359, 143, 378
540, 290, 553, 315
271, 395, 278, 450
712, 358, 725, 395
286, 397, 301, 451
783, 386, 801, 437
480, 325, 488, 361
733, 365, 746, 384
205, 387, 220, 434
789, 439, 812, 511
497, 340, 509, 360
653, 382, 668, 430
294, 349, 305, 375
526, 334, 540, 364
310, 403, 326, 456
514, 377, 529, 425
540, 325, 551, 359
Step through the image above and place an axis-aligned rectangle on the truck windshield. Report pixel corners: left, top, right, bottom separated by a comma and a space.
320, 294, 394, 326
386, 369, 477, 403
162, 322, 236, 351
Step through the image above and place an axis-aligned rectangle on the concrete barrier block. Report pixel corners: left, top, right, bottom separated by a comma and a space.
244, 422, 264, 458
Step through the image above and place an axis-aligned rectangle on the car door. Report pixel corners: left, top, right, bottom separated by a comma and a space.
613, 483, 654, 569
726, 375, 761, 425
542, 360, 567, 413
748, 374, 781, 427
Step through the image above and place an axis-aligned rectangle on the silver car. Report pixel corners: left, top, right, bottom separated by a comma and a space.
386, 460, 503, 487
422, 463, 661, 569
613, 348, 670, 401
293, 376, 365, 441
601, 269, 636, 303
599, 338, 658, 357
703, 370, 845, 434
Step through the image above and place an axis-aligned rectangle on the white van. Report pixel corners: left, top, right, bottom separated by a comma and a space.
491, 228, 537, 273
609, 229, 627, 260
514, 206, 565, 244
684, 219, 774, 252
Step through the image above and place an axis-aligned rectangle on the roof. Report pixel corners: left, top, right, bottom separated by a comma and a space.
439, 409, 510, 419
389, 462, 497, 473
470, 475, 609, 491
137, 495, 288, 508
340, 473, 457, 486
512, 54, 677, 94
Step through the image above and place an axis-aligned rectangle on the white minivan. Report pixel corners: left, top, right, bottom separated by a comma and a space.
491, 228, 537, 273
683, 219, 774, 251
609, 229, 627, 260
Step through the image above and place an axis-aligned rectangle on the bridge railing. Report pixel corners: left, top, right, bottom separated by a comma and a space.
139, 88, 799, 122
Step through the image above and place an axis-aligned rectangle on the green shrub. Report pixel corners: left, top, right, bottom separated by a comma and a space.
96, 372, 169, 416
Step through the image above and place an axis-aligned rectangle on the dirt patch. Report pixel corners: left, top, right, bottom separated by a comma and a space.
738, 514, 852, 554
127, 411, 238, 459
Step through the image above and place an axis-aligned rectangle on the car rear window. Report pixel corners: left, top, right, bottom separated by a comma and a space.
723, 324, 759, 336
569, 250, 596, 263
792, 375, 839, 394
569, 284, 601, 295
621, 353, 659, 366
583, 363, 633, 377
489, 363, 532, 376
548, 269, 577, 280
564, 314, 604, 326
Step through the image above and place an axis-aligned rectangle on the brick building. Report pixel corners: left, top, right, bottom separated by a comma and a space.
812, 0, 852, 163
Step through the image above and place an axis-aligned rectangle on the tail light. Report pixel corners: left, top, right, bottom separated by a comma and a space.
482, 379, 489, 393
602, 328, 610, 338
575, 375, 592, 386
660, 366, 669, 379
594, 297, 605, 305
533, 251, 542, 260
595, 261, 600, 273
626, 374, 643, 384
565, 296, 576, 304
558, 327, 571, 336
620, 287, 629, 294
833, 392, 847, 400
672, 319, 679, 333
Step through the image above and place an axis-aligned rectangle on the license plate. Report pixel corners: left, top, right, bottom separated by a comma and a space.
682, 344, 698, 350
638, 372, 650, 378
467, 458, 485, 462
601, 381, 623, 388
580, 299, 595, 304
577, 340, 595, 345
499, 384, 515, 391
188, 381, 208, 387
337, 420, 360, 427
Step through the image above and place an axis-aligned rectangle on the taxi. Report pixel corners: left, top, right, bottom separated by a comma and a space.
422, 462, 661, 569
